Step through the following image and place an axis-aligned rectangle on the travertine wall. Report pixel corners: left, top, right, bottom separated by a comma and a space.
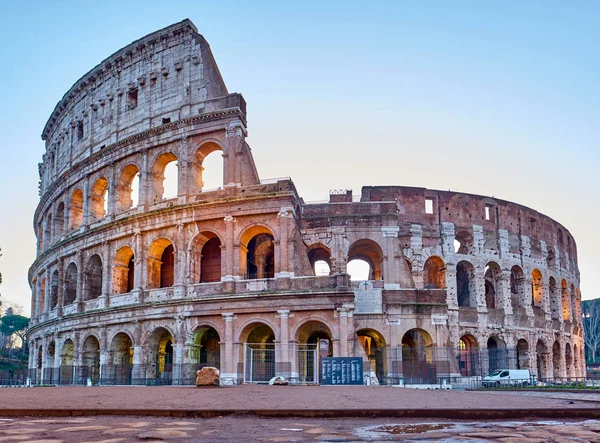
28, 20, 583, 385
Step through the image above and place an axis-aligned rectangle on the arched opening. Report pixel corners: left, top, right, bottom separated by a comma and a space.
193, 142, 223, 192
150, 152, 178, 203
107, 332, 133, 384
243, 323, 276, 382
82, 336, 100, 385
531, 269, 544, 308
39, 277, 46, 315
296, 321, 332, 383
423, 256, 446, 289
245, 233, 274, 280
189, 232, 222, 283
55, 202, 65, 238
84, 254, 103, 300
487, 336, 507, 373
64, 262, 77, 305
90, 177, 109, 219
484, 262, 502, 309
510, 265, 526, 308
561, 279, 571, 321
60, 339, 75, 385
147, 238, 175, 289
347, 239, 383, 281
45, 342, 55, 383
357, 328, 386, 383
146, 327, 174, 384
307, 244, 332, 276
117, 164, 140, 211
189, 326, 221, 369
113, 246, 135, 294
459, 335, 479, 376
517, 339, 530, 370
69, 189, 83, 230
565, 343, 573, 379
456, 261, 476, 308
570, 284, 577, 322
549, 277, 559, 319
574, 344, 580, 378
546, 249, 556, 269
552, 340, 562, 379
401, 329, 435, 383
50, 270, 59, 310
454, 231, 473, 255
45, 213, 52, 247
536, 339, 547, 380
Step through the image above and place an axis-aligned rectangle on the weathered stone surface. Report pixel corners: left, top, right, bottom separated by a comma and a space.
196, 367, 220, 387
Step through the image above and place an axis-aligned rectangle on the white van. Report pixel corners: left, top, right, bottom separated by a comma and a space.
483, 369, 534, 387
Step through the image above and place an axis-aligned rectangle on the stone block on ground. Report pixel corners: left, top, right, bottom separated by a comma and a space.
195, 367, 220, 387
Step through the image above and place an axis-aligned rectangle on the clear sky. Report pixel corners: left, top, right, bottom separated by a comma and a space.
0, 1, 598, 313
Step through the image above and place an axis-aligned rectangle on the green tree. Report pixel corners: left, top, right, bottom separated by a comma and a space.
0, 314, 29, 360
583, 299, 600, 362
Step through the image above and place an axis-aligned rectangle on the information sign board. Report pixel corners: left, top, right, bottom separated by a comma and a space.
320, 357, 363, 385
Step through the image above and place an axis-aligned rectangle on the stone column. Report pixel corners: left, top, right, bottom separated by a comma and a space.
132, 322, 144, 384
75, 252, 84, 312
177, 137, 190, 198
382, 225, 401, 289
138, 148, 149, 209
222, 216, 236, 280
221, 313, 235, 383
57, 260, 64, 317
337, 306, 352, 357
445, 264, 458, 310
101, 242, 111, 308
98, 329, 108, 384
500, 271, 513, 315
173, 224, 186, 298
132, 231, 144, 302
81, 176, 90, 228
475, 265, 487, 313
107, 162, 117, 219
173, 317, 185, 383
224, 120, 246, 187
277, 310, 290, 377
276, 208, 293, 278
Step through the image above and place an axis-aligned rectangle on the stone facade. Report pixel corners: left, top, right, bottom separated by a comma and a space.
28, 20, 583, 386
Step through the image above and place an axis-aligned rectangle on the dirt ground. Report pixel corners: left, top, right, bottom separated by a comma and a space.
0, 385, 599, 415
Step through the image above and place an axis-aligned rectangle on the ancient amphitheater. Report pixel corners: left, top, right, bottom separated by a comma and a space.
28, 19, 583, 386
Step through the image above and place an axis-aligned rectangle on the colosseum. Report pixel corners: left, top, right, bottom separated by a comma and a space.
28, 19, 584, 386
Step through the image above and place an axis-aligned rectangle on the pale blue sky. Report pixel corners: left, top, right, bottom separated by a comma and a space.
0, 1, 598, 311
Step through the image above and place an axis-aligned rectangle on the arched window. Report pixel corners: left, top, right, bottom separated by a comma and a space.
484, 262, 501, 309
549, 277, 559, 319
64, 262, 78, 305
90, 177, 109, 219
150, 153, 178, 202
423, 256, 445, 289
84, 254, 103, 300
70, 189, 84, 229
193, 142, 223, 192
50, 270, 59, 310
347, 239, 383, 281
147, 239, 175, 289
561, 279, 571, 321
200, 238, 222, 283
510, 265, 525, 308
531, 269, 543, 308
307, 244, 332, 276
113, 246, 135, 294
456, 261, 476, 307
454, 231, 473, 255
117, 164, 140, 211
55, 202, 65, 238
246, 234, 274, 279
459, 335, 479, 376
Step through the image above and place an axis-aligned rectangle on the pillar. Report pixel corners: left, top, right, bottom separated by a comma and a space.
222, 216, 236, 279
276, 208, 293, 277
277, 310, 290, 377
382, 225, 401, 289
221, 313, 235, 384
75, 251, 84, 312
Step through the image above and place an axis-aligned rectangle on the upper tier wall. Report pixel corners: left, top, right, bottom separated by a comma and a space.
38, 19, 233, 197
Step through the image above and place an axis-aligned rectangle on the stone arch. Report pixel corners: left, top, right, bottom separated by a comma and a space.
82, 335, 100, 384
536, 339, 549, 380
347, 239, 384, 281
46, 341, 56, 374
192, 140, 224, 192
189, 231, 223, 283
561, 279, 571, 320
423, 256, 446, 289
50, 269, 59, 310
60, 339, 75, 385
402, 329, 435, 383
531, 269, 544, 308
55, 201, 65, 238
239, 225, 275, 280
188, 325, 221, 368
113, 246, 135, 294
552, 340, 562, 379
39, 276, 46, 314
69, 188, 83, 230
117, 163, 140, 211
90, 176, 109, 219
517, 338, 530, 370
454, 230, 473, 255
45, 213, 52, 246
107, 332, 134, 384
510, 265, 526, 308
456, 260, 476, 307
64, 262, 77, 305
145, 327, 175, 382
307, 243, 332, 276
459, 334, 479, 376
487, 335, 507, 372
357, 328, 387, 383
83, 254, 103, 300
147, 238, 175, 289
484, 262, 502, 309
565, 342, 574, 379
149, 151, 178, 202
238, 320, 277, 344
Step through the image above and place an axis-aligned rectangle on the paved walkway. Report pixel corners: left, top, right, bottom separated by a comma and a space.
1, 415, 600, 442
1, 385, 600, 419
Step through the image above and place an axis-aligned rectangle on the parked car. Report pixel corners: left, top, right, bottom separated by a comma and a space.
482, 369, 535, 387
